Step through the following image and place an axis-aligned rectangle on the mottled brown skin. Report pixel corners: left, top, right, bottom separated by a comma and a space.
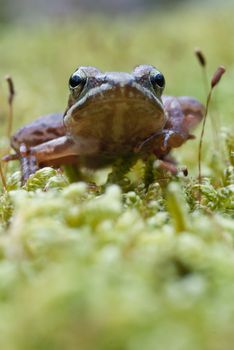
4, 65, 204, 183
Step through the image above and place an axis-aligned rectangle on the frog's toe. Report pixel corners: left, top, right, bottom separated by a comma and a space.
2, 153, 19, 162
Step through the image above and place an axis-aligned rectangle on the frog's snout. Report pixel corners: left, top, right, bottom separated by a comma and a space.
90, 81, 162, 105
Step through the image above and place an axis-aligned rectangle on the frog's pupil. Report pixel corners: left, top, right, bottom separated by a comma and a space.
69, 74, 83, 88
151, 73, 165, 88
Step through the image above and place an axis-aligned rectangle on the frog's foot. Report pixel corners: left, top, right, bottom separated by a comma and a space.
158, 158, 188, 176
2, 153, 19, 162
19, 144, 39, 183
143, 154, 187, 189
162, 153, 188, 176
2, 145, 39, 183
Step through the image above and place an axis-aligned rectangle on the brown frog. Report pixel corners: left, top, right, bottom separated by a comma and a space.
4, 65, 204, 183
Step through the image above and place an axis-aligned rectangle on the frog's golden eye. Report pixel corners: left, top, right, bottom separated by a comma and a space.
150, 72, 165, 89
69, 73, 86, 89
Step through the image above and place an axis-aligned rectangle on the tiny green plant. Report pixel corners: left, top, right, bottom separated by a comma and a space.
5, 75, 15, 141
0, 162, 7, 191
195, 48, 222, 158
197, 64, 226, 202
0, 76, 16, 190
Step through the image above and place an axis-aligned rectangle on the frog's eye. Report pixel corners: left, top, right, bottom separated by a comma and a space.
150, 72, 165, 89
69, 72, 86, 89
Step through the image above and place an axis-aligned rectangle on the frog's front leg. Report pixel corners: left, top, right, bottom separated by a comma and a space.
162, 96, 203, 148
20, 136, 99, 183
135, 95, 204, 157
136, 96, 204, 176
153, 96, 204, 175
4, 112, 100, 182
3, 112, 64, 182
153, 96, 204, 157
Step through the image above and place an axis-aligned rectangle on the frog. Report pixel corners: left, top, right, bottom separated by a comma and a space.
4, 65, 204, 184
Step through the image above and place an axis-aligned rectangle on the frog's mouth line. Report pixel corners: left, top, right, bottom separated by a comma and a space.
68, 83, 164, 117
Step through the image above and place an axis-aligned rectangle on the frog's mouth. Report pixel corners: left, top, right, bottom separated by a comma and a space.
64, 82, 166, 147
71, 82, 163, 111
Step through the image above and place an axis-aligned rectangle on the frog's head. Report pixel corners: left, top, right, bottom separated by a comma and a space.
64, 65, 166, 143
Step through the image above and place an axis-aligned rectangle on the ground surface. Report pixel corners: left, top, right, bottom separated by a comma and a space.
0, 7, 233, 350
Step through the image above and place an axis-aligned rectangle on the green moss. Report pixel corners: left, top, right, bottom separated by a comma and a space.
0, 7, 233, 350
